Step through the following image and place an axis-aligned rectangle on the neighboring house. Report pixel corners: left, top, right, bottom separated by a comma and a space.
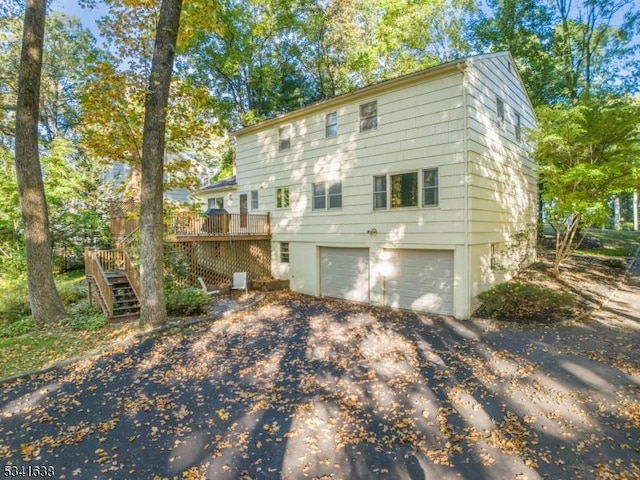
105, 153, 215, 204
196, 52, 537, 318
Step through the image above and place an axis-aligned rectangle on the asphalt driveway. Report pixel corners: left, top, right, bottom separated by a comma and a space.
1, 293, 639, 479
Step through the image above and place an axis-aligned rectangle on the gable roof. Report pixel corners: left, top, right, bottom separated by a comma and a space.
236, 52, 524, 136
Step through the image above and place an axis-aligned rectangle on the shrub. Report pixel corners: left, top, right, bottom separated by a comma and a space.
0, 316, 35, 338
0, 277, 30, 322
165, 286, 211, 316
57, 280, 86, 306
68, 301, 107, 331
475, 282, 574, 323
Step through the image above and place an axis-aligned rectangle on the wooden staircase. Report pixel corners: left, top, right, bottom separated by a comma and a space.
107, 272, 141, 321
85, 248, 141, 322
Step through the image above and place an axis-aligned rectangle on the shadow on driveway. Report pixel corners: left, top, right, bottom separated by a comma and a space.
1, 292, 639, 479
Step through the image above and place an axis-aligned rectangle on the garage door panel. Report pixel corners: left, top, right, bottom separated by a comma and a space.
384, 250, 454, 315
320, 248, 369, 303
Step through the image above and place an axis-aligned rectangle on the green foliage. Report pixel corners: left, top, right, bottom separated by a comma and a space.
68, 301, 107, 331
56, 274, 87, 306
165, 286, 211, 316
475, 282, 574, 323
0, 277, 30, 322
0, 316, 35, 338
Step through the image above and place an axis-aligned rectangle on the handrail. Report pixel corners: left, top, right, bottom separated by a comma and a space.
121, 248, 141, 301
118, 226, 140, 249
84, 249, 114, 319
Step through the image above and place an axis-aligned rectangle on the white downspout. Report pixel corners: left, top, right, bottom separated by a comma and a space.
458, 62, 471, 319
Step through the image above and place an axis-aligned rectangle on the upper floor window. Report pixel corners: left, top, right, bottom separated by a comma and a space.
374, 168, 439, 210
208, 197, 224, 209
279, 124, 292, 151
515, 112, 522, 141
422, 168, 439, 207
496, 97, 505, 126
360, 101, 378, 132
391, 172, 418, 208
251, 190, 259, 210
276, 187, 290, 208
326, 112, 337, 138
312, 181, 342, 210
373, 175, 387, 210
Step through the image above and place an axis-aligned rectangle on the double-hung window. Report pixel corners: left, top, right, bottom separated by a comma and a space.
276, 187, 290, 208
250, 190, 259, 210
373, 175, 387, 209
422, 168, 438, 207
279, 125, 292, 151
312, 181, 342, 210
280, 242, 290, 263
360, 101, 378, 132
326, 112, 337, 138
515, 112, 522, 141
496, 97, 505, 126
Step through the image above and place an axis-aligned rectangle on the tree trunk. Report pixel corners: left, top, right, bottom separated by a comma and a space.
14, 0, 66, 325
139, 0, 182, 327
552, 213, 581, 278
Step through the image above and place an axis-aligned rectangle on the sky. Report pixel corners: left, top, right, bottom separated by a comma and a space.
50, 0, 107, 45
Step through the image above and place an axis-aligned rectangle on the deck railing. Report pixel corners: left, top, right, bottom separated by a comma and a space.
110, 212, 271, 239
170, 212, 270, 236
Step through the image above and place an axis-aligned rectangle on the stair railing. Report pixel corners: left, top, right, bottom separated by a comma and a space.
120, 247, 141, 301
84, 249, 115, 319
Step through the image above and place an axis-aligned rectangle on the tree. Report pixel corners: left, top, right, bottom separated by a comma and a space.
14, 0, 66, 324
79, 0, 220, 199
474, 0, 640, 106
139, 0, 182, 326
532, 95, 640, 276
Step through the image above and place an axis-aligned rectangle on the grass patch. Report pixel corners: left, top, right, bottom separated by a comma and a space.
0, 269, 125, 379
475, 282, 575, 324
574, 229, 640, 257
0, 323, 137, 379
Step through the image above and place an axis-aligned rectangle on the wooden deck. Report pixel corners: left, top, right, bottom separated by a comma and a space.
110, 211, 271, 242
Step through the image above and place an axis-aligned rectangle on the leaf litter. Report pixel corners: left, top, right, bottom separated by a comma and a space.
0, 292, 638, 479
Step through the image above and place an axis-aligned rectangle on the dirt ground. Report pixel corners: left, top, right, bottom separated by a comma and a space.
508, 254, 630, 319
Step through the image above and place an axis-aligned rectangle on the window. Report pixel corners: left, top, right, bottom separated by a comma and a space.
328, 182, 342, 209
373, 175, 387, 209
515, 112, 521, 141
422, 168, 439, 207
251, 190, 259, 210
496, 97, 505, 126
207, 197, 224, 209
374, 169, 439, 209
326, 112, 337, 138
279, 125, 292, 151
280, 242, 289, 263
312, 181, 342, 210
360, 101, 377, 132
276, 187, 290, 208
391, 172, 418, 208
312, 183, 326, 210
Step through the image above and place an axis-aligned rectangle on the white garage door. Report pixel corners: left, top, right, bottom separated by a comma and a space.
384, 249, 454, 315
320, 247, 370, 303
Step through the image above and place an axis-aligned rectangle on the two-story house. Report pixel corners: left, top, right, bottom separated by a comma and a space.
196, 52, 537, 318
